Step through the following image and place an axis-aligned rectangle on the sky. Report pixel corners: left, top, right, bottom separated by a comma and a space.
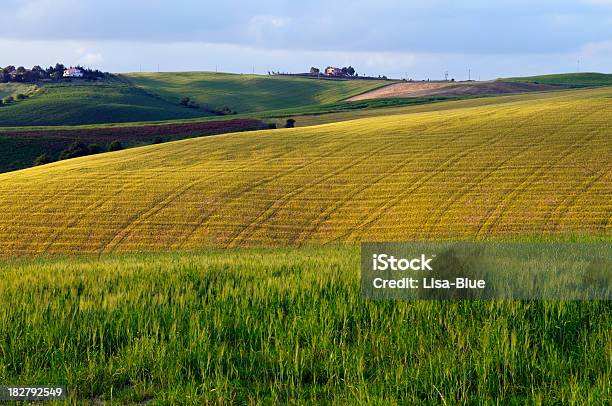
1, 0, 611, 79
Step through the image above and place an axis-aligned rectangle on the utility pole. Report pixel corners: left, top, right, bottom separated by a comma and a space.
468, 68, 471, 81
444, 71, 449, 81
577, 58, 580, 73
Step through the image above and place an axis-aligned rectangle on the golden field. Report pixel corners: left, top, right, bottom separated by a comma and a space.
0, 87, 610, 255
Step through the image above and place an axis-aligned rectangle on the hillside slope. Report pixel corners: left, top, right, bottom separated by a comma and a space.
0, 89, 610, 255
0, 82, 212, 126
123, 72, 390, 113
506, 72, 612, 86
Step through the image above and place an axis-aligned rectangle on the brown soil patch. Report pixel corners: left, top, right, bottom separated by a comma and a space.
349, 81, 565, 101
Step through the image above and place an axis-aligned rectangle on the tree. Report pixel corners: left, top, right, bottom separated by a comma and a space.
88, 144, 105, 154
3, 96, 14, 104
50, 63, 65, 81
310, 67, 320, 75
50, 71, 63, 81
341, 66, 355, 76
179, 96, 199, 109
108, 141, 124, 151
153, 136, 165, 144
59, 141, 90, 160
31, 65, 47, 81
33, 153, 53, 166
285, 118, 296, 128
15, 94, 27, 100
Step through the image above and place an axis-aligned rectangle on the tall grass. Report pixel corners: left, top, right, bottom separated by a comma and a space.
0, 246, 609, 404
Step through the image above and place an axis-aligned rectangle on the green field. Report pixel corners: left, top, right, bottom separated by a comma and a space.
0, 246, 609, 404
0, 82, 212, 127
124, 72, 390, 114
506, 72, 612, 86
0, 73, 389, 128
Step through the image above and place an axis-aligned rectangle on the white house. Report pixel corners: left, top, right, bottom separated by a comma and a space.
325, 66, 342, 76
63, 67, 84, 78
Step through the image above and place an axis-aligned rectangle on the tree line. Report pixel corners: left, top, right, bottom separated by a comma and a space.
34, 140, 126, 166
0, 63, 107, 83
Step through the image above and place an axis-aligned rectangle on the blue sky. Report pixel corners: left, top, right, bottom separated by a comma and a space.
1, 0, 611, 79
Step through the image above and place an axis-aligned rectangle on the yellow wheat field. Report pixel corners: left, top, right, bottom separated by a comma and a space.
0, 88, 610, 255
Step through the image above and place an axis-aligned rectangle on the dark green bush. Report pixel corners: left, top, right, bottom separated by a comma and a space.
88, 144, 105, 154
59, 141, 90, 160
108, 141, 124, 151
33, 153, 53, 166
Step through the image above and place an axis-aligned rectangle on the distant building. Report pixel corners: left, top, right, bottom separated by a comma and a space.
325, 66, 342, 76
63, 67, 83, 78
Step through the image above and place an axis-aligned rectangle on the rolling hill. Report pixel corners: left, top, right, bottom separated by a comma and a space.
0, 85, 578, 174
0, 81, 212, 126
506, 72, 612, 86
123, 72, 390, 113
0, 118, 269, 173
0, 74, 390, 127
0, 87, 610, 255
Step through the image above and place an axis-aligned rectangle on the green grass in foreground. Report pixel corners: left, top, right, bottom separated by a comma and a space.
0, 245, 609, 404
506, 72, 612, 86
